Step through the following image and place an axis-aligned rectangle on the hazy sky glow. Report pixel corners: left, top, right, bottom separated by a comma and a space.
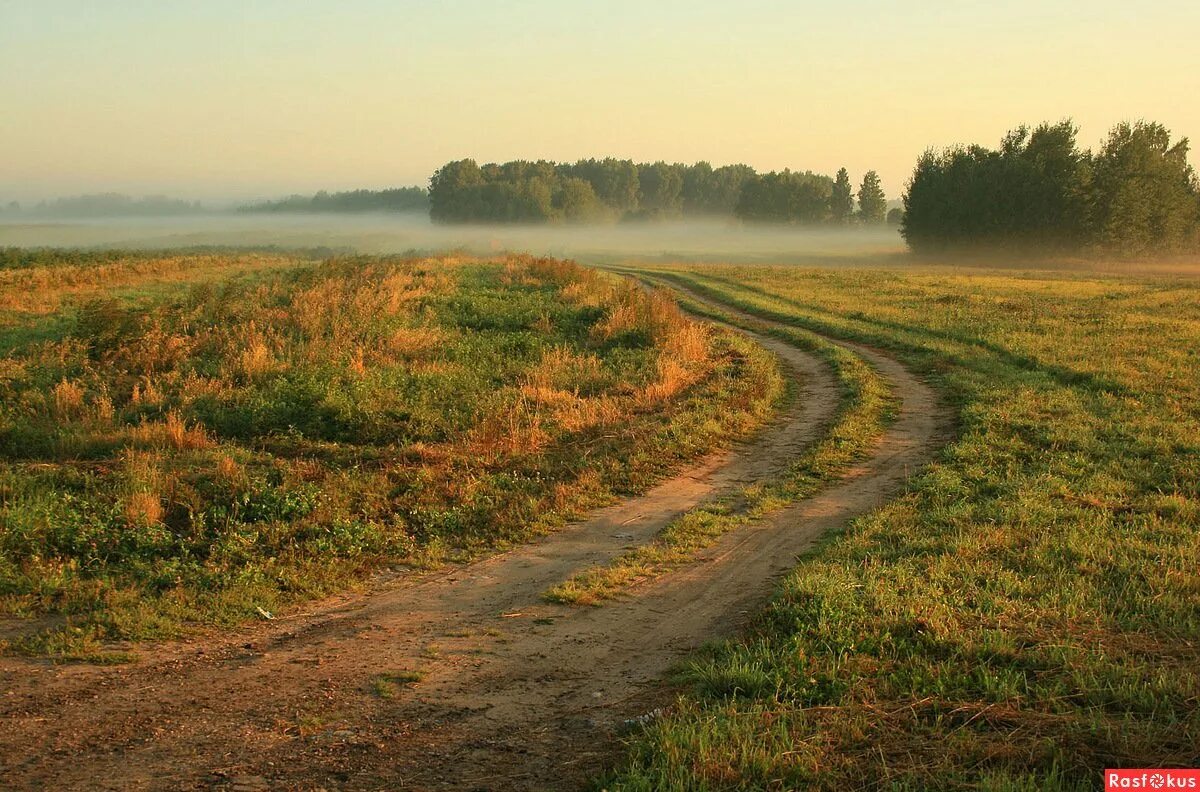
3, 0, 1199, 203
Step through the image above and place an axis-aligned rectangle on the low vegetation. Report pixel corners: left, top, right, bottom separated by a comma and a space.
604, 263, 1200, 789
0, 250, 778, 658
370, 670, 424, 699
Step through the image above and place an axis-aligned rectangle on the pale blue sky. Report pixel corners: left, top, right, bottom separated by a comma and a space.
2, 1, 1198, 202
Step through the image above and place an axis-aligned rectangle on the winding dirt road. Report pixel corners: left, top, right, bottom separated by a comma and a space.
0, 283, 951, 791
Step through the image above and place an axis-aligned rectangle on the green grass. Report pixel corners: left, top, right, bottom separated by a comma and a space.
0, 251, 780, 657
370, 670, 425, 698
543, 280, 894, 605
601, 263, 1200, 790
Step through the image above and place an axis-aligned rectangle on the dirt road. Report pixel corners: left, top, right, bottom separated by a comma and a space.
0, 284, 951, 791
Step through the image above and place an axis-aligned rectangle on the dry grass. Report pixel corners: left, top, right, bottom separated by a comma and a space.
237, 330, 277, 380
51, 378, 86, 418
0, 251, 304, 315
638, 358, 695, 404
384, 325, 443, 359
215, 454, 242, 483
0, 251, 775, 653
468, 396, 550, 456
127, 410, 213, 451
123, 491, 164, 527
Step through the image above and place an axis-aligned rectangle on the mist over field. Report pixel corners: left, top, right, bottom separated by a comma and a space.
0, 214, 905, 266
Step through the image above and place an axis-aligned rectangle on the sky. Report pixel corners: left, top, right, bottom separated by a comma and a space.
2, 0, 1199, 204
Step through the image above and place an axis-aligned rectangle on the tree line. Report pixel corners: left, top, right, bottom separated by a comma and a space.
237, 187, 428, 214
902, 120, 1200, 254
1, 193, 204, 218
428, 159, 889, 225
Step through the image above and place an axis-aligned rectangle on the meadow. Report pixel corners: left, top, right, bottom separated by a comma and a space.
603, 262, 1200, 789
0, 249, 778, 658
3, 244, 1197, 789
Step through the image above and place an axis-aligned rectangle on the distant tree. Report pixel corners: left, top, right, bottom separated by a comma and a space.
563, 158, 640, 214
681, 162, 756, 215
239, 187, 427, 214
554, 177, 606, 222
710, 164, 756, 214
1004, 121, 1092, 245
1090, 121, 1200, 253
681, 161, 715, 215
830, 168, 854, 224
887, 207, 904, 225
429, 159, 484, 223
636, 161, 685, 218
857, 171, 887, 224
26, 193, 202, 218
901, 119, 1200, 254
735, 170, 833, 224
428, 156, 850, 226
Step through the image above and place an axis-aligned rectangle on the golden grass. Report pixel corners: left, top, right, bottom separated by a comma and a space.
638, 357, 696, 405
384, 325, 443, 359
130, 379, 164, 407
51, 378, 86, 418
123, 491, 164, 527
468, 397, 550, 456
215, 454, 242, 483
0, 252, 303, 315
128, 411, 213, 451
1, 251, 776, 657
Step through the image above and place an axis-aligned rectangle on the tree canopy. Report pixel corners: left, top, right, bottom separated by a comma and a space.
902, 120, 1200, 254
428, 159, 880, 226
857, 171, 887, 224
830, 168, 854, 225
239, 187, 428, 214
734, 170, 835, 224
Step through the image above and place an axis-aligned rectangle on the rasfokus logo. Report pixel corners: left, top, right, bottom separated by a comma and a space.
1106, 770, 1200, 790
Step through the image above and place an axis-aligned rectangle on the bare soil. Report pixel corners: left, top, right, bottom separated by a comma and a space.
0, 292, 951, 791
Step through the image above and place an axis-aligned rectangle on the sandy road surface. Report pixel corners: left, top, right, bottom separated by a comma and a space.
0, 284, 950, 791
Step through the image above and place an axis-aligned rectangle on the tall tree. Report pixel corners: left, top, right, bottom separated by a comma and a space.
900, 119, 1200, 254
554, 177, 605, 222
735, 170, 833, 224
857, 171, 887, 224
1090, 121, 1200, 253
681, 161, 715, 215
830, 167, 854, 224
637, 161, 685, 217
428, 159, 484, 223
567, 158, 640, 214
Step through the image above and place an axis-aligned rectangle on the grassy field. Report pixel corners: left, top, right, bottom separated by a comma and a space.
0, 249, 779, 658
604, 263, 1200, 790
4, 247, 1196, 787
